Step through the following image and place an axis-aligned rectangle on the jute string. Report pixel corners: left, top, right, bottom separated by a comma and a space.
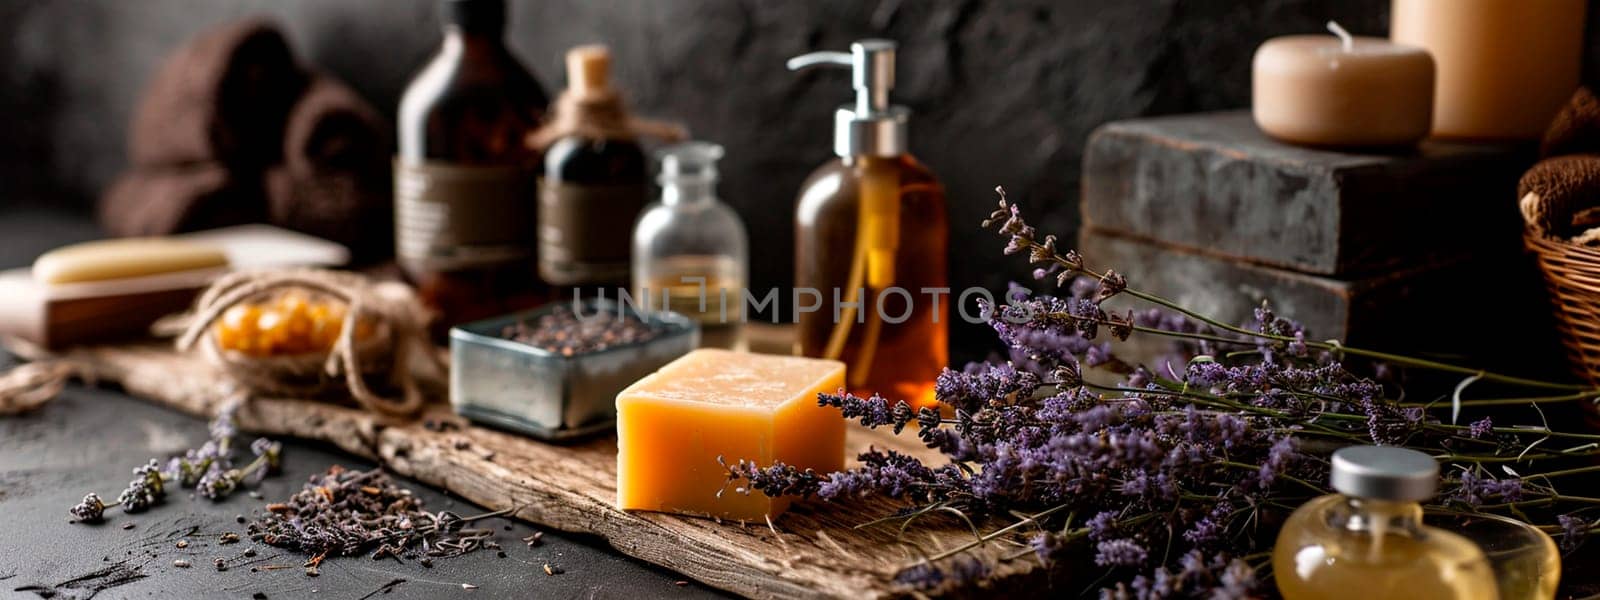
176, 269, 441, 418
527, 88, 686, 150
0, 361, 74, 416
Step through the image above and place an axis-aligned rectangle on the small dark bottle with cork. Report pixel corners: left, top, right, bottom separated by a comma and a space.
394, 0, 549, 327
532, 45, 683, 296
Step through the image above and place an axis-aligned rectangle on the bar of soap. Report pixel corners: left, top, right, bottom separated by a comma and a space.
616, 349, 846, 520
33, 238, 229, 284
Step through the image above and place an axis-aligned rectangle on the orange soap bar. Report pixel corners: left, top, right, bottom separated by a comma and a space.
616, 349, 846, 520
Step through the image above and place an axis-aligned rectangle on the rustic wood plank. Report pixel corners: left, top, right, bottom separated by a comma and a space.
26, 341, 1047, 599
1081, 111, 1532, 276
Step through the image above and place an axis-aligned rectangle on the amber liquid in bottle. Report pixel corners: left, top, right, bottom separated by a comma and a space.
395, 0, 549, 328
1274, 495, 1499, 600
795, 155, 948, 410
637, 255, 745, 350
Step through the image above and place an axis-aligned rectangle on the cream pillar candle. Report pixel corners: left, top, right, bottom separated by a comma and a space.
1392, 0, 1586, 140
1253, 22, 1435, 148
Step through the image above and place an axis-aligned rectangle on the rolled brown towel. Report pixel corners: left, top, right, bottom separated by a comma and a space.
128, 19, 307, 168
266, 166, 390, 262
268, 74, 391, 261
283, 75, 388, 176
98, 164, 265, 236
1540, 87, 1600, 159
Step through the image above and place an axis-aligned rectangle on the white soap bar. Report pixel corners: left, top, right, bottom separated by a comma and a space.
33, 238, 229, 284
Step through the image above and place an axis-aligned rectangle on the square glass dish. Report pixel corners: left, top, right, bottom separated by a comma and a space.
449, 299, 699, 441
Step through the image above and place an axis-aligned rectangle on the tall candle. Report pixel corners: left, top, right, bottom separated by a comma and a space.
1392, 0, 1586, 141
1252, 22, 1434, 148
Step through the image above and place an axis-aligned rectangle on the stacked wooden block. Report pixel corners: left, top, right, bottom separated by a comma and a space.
1079, 111, 1553, 360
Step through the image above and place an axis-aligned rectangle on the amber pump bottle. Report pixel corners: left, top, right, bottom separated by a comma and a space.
395, 0, 549, 327
789, 40, 949, 410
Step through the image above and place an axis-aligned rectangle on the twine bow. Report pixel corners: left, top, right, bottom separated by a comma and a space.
526, 88, 687, 151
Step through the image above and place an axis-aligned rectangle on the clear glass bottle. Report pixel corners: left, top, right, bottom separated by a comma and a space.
788, 40, 948, 410
632, 142, 747, 350
395, 0, 549, 328
1274, 446, 1499, 600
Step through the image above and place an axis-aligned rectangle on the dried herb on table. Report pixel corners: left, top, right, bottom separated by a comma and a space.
502, 304, 663, 356
725, 188, 1600, 597
246, 466, 509, 564
68, 397, 282, 522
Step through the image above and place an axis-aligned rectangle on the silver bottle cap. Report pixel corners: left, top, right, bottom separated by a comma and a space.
787, 39, 909, 158
1330, 446, 1438, 502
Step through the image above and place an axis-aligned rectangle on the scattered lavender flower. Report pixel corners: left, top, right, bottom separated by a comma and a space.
248, 466, 506, 562
70, 492, 106, 523
70, 397, 282, 520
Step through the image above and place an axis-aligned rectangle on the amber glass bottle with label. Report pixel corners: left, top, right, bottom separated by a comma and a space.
537, 46, 649, 295
395, 0, 549, 327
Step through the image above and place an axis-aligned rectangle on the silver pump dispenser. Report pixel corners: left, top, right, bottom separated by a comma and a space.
787, 39, 909, 158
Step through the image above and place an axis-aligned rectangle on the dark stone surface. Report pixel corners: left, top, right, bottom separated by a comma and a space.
1082, 112, 1535, 276
0, 382, 727, 600
0, 209, 728, 600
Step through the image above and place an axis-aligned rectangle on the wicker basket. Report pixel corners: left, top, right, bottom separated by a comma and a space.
1526, 231, 1600, 385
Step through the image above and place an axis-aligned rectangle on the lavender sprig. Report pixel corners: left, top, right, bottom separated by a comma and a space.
68, 397, 282, 522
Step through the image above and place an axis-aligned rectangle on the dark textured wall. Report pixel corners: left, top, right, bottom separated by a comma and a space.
5, 0, 1587, 358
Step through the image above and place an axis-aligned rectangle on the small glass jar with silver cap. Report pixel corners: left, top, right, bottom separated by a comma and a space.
1273, 446, 1500, 600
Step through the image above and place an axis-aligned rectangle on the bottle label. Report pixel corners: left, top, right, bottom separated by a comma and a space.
538, 180, 644, 286
394, 160, 535, 271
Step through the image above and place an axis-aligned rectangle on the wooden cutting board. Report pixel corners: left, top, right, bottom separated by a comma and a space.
18, 340, 1057, 599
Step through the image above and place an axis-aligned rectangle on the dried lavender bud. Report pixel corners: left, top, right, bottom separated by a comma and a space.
247, 466, 503, 563
1468, 417, 1494, 440
501, 305, 664, 356
251, 438, 283, 473
1095, 270, 1127, 303
817, 392, 918, 434
70, 492, 107, 523
197, 469, 240, 500
1028, 235, 1057, 265
719, 457, 823, 499
117, 479, 156, 513
1094, 538, 1149, 567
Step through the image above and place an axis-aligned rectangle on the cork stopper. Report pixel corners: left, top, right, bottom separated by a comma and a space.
566, 45, 611, 98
